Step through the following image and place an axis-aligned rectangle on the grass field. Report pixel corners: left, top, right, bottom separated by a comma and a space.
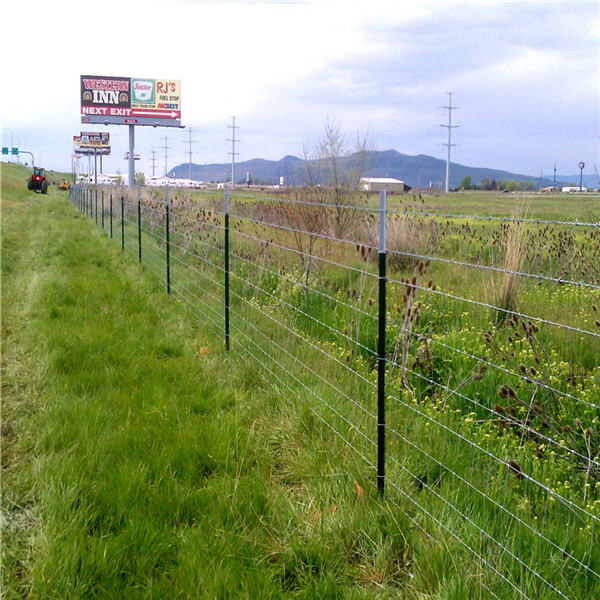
2, 162, 599, 599
0, 164, 432, 599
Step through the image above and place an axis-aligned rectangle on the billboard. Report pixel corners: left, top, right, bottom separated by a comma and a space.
73, 132, 111, 155
81, 75, 181, 127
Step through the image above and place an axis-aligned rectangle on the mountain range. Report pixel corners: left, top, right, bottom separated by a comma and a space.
168, 150, 597, 189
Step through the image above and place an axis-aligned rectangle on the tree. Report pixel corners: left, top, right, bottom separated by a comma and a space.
278, 119, 375, 290
304, 117, 375, 238
135, 172, 146, 186
459, 175, 472, 190
479, 177, 495, 191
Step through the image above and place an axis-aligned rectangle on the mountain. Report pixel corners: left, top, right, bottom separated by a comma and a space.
169, 155, 302, 186
556, 174, 598, 188
359, 150, 550, 189
169, 149, 560, 188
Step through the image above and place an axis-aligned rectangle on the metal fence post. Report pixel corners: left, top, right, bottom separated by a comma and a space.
121, 191, 125, 251
225, 185, 230, 351
137, 184, 142, 263
166, 186, 171, 294
110, 185, 113, 239
95, 186, 98, 224
377, 189, 387, 498
101, 185, 105, 230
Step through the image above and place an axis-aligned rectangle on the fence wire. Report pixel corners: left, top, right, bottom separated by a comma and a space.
71, 184, 600, 599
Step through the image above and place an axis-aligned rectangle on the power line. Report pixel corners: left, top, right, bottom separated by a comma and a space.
227, 116, 240, 187
441, 92, 458, 193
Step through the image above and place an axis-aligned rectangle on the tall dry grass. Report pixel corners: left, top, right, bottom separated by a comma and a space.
495, 217, 526, 324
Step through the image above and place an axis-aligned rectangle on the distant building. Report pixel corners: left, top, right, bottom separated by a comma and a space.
561, 186, 588, 193
147, 175, 175, 187
77, 173, 121, 185
361, 177, 408, 193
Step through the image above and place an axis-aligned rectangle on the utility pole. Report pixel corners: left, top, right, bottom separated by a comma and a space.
150, 146, 157, 178
441, 92, 458, 193
186, 127, 198, 180
227, 116, 240, 187
162, 136, 171, 177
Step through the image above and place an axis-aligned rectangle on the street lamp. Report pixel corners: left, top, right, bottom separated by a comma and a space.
579, 162, 585, 192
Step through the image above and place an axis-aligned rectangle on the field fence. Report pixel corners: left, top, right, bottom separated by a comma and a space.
70, 183, 600, 598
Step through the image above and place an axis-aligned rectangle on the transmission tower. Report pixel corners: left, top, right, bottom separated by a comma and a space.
227, 116, 240, 187
441, 92, 458, 193
149, 146, 157, 178
162, 136, 172, 177
186, 127, 198, 180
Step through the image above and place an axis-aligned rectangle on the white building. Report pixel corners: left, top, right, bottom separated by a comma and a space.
147, 176, 206, 188
147, 175, 176, 187
77, 173, 122, 185
561, 186, 588, 193
360, 177, 407, 193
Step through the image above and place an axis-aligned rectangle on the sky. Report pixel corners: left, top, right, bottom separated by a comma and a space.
1, 0, 599, 179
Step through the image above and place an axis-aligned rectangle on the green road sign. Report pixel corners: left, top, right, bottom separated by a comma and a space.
2, 147, 8, 155
11, 147, 18, 155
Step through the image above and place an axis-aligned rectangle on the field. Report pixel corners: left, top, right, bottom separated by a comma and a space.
3, 161, 600, 599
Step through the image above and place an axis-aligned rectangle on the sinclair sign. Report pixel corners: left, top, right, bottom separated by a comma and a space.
81, 75, 181, 127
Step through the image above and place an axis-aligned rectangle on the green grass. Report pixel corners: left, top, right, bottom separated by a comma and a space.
225, 186, 600, 221
3, 162, 599, 599
0, 162, 425, 599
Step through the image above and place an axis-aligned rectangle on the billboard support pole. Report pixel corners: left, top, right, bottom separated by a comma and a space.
128, 125, 135, 189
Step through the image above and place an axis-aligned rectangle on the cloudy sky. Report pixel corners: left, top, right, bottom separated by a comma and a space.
2, 0, 598, 178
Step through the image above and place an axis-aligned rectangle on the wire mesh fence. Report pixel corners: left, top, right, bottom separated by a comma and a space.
70, 183, 600, 598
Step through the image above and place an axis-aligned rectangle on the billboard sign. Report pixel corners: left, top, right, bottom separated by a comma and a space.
81, 75, 181, 127
73, 132, 111, 155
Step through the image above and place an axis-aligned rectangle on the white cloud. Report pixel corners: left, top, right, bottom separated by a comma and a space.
2, 0, 598, 176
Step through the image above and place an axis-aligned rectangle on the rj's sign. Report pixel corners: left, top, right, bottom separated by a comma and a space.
81, 75, 181, 127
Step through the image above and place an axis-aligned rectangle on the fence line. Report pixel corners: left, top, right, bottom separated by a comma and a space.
70, 184, 600, 599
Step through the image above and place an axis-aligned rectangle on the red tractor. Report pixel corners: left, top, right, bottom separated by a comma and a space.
27, 167, 48, 194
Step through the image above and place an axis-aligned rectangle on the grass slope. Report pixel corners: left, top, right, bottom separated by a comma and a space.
1, 164, 424, 599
